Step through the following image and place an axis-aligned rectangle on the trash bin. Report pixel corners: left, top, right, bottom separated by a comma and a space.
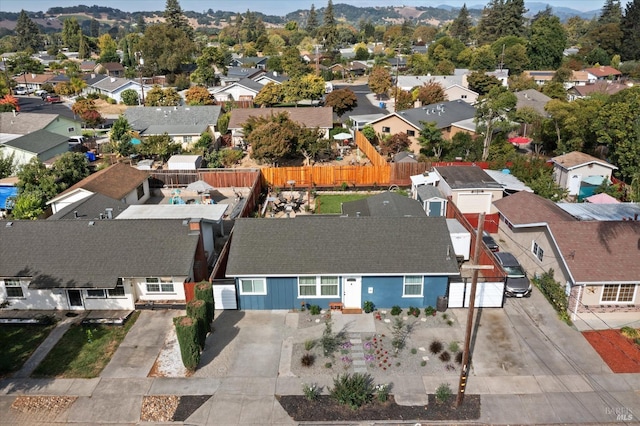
436, 296, 448, 312
379, 101, 386, 109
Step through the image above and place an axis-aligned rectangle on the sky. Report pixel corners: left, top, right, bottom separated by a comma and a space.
0, 0, 632, 15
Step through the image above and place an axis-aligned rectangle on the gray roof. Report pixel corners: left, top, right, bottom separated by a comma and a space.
434, 165, 503, 190
341, 192, 426, 217
0, 112, 60, 135
92, 76, 139, 92
371, 100, 476, 130
484, 169, 533, 193
515, 89, 552, 117
224, 67, 264, 80
556, 202, 640, 221
47, 193, 126, 221
397, 74, 465, 91
2, 129, 69, 154
416, 185, 445, 201
116, 204, 228, 222
226, 216, 460, 277
124, 105, 222, 135
0, 219, 200, 289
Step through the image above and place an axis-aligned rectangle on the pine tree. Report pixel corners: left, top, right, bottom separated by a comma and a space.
476, 0, 505, 45
136, 15, 147, 33
15, 10, 41, 53
306, 4, 318, 35
78, 31, 89, 60
449, 4, 471, 44
164, 0, 194, 40
502, 0, 527, 38
320, 0, 338, 53
599, 0, 622, 24
621, 0, 640, 60
89, 19, 100, 38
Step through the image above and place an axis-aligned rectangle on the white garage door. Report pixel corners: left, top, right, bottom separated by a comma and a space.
213, 284, 237, 309
456, 193, 492, 214
448, 281, 505, 308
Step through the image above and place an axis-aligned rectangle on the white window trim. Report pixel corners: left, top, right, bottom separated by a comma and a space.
239, 278, 267, 295
108, 280, 126, 298
532, 241, 544, 262
297, 276, 339, 298
85, 289, 106, 299
600, 284, 637, 304
145, 277, 176, 294
403, 276, 424, 298
3, 278, 26, 299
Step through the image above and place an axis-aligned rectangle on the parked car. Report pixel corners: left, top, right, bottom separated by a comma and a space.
482, 231, 499, 252
45, 94, 61, 103
34, 89, 48, 97
13, 86, 28, 95
494, 252, 532, 298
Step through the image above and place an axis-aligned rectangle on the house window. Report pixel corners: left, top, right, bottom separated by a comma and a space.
67, 127, 75, 132
4, 279, 24, 298
532, 242, 544, 262
403, 276, 423, 297
382, 126, 391, 133
240, 278, 266, 295
406, 130, 415, 137
136, 183, 144, 200
298, 276, 339, 297
601, 284, 636, 303
86, 289, 106, 298
145, 277, 175, 293
108, 279, 126, 297
184, 136, 192, 144
461, 95, 467, 99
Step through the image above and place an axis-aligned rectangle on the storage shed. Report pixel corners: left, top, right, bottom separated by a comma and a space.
167, 155, 202, 170
446, 218, 471, 261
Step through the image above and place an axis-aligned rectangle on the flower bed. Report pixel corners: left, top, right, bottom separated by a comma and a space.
582, 329, 640, 373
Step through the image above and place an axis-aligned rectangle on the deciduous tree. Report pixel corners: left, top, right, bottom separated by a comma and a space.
324, 88, 358, 121
475, 86, 517, 160
185, 86, 213, 105
414, 81, 447, 106
379, 133, 411, 156
368, 66, 392, 100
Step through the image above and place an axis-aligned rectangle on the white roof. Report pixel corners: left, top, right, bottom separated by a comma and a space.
485, 170, 533, 193
116, 204, 229, 222
410, 172, 440, 187
167, 155, 202, 164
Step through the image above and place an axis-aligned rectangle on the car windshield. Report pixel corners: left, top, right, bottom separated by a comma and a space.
503, 265, 525, 277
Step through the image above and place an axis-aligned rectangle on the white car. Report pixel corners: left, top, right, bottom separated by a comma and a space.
34, 89, 48, 97
13, 86, 29, 95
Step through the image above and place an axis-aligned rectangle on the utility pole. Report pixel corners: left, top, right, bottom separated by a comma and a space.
136, 52, 145, 106
393, 43, 400, 112
455, 212, 492, 407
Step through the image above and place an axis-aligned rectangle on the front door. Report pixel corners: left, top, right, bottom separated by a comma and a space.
67, 290, 84, 309
343, 277, 362, 309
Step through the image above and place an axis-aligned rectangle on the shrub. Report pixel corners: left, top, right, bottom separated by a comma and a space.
435, 383, 452, 404
302, 383, 321, 401
407, 306, 420, 317
304, 339, 316, 351
429, 340, 443, 354
390, 306, 402, 316
330, 373, 374, 409
301, 353, 315, 367
341, 182, 349, 191
439, 351, 451, 362
391, 317, 412, 352
448, 341, 460, 353
309, 304, 321, 315
375, 383, 389, 402
173, 316, 200, 371
120, 89, 139, 106
325, 362, 332, 368
106, 97, 116, 104
447, 319, 454, 326
86, 92, 99, 100
363, 300, 374, 313
321, 319, 344, 356
424, 306, 436, 316
195, 281, 215, 325
533, 269, 572, 325
442, 313, 448, 320
621, 326, 640, 339
455, 351, 463, 364
421, 360, 427, 366
410, 348, 417, 355
186, 299, 208, 349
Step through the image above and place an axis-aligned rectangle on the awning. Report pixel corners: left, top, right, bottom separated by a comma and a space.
333, 132, 352, 140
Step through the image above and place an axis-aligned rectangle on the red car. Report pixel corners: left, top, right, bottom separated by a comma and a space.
45, 94, 61, 103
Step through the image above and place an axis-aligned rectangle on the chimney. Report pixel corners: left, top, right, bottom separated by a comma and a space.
188, 219, 201, 233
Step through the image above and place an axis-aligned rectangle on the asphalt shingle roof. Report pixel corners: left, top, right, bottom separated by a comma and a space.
228, 107, 333, 130
371, 100, 476, 130
0, 219, 200, 289
1, 129, 69, 154
550, 151, 617, 170
226, 216, 460, 277
493, 191, 576, 226
47, 193, 126, 220
124, 105, 222, 135
0, 112, 60, 135
341, 192, 426, 217
434, 165, 503, 190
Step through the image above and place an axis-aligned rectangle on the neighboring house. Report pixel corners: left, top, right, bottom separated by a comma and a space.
432, 165, 503, 232
47, 192, 126, 221
0, 219, 209, 311
484, 169, 533, 196
515, 89, 552, 117
392, 151, 418, 163
329, 61, 368, 78
229, 56, 269, 69
254, 71, 288, 86
396, 73, 466, 92
584, 66, 622, 83
493, 191, 640, 320
556, 202, 640, 221
210, 78, 264, 104
47, 162, 151, 214
225, 216, 460, 310
341, 191, 426, 217
80, 60, 97, 73
486, 69, 509, 87
94, 62, 125, 77
227, 107, 334, 145
87, 76, 152, 104
522, 70, 589, 89
549, 151, 617, 199
0, 112, 83, 139
219, 67, 265, 86
0, 130, 70, 167
567, 82, 628, 101
11, 72, 55, 92
367, 100, 477, 155
443, 84, 478, 104
124, 105, 222, 149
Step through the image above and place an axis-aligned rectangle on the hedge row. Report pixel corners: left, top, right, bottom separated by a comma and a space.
174, 281, 215, 371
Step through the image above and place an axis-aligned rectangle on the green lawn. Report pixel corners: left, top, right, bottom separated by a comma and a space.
314, 194, 372, 214
0, 324, 55, 378
32, 311, 140, 378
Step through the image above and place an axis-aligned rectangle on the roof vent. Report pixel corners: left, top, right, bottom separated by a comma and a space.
105, 208, 113, 219
74, 211, 79, 218
5, 221, 13, 227
88, 221, 95, 226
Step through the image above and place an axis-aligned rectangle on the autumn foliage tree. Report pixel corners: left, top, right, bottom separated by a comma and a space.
368, 66, 392, 100
324, 88, 358, 121
72, 99, 104, 133
0, 95, 20, 112
413, 81, 447, 106
185, 86, 213, 105
379, 132, 411, 156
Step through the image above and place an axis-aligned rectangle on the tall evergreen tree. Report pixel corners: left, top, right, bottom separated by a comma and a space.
621, 0, 640, 60
136, 15, 147, 33
502, 0, 527, 38
449, 4, 472, 44
164, 0, 194, 40
527, 10, 567, 70
15, 10, 41, 53
599, 0, 622, 24
62, 18, 81, 50
320, 0, 338, 53
306, 4, 318, 35
78, 31, 90, 60
89, 19, 100, 38
476, 0, 504, 45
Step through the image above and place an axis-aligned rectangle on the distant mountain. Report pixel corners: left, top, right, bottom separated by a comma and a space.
524, 2, 600, 21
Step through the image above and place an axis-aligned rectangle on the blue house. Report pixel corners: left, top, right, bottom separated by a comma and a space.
225, 216, 460, 310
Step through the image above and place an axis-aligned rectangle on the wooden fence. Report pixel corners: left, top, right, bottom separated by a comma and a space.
353, 131, 386, 166
149, 168, 261, 189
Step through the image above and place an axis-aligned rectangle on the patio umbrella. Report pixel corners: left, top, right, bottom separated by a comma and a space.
186, 180, 215, 193
333, 132, 352, 140
508, 137, 531, 145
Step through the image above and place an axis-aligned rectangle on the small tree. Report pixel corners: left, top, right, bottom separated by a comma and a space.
195, 281, 214, 324
186, 299, 208, 348
185, 86, 213, 105
379, 132, 411, 156
368, 65, 392, 100
173, 316, 200, 371
121, 89, 139, 106
324, 88, 358, 122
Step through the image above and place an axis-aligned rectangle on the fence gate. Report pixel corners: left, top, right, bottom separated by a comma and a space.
213, 283, 238, 310
448, 281, 505, 308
